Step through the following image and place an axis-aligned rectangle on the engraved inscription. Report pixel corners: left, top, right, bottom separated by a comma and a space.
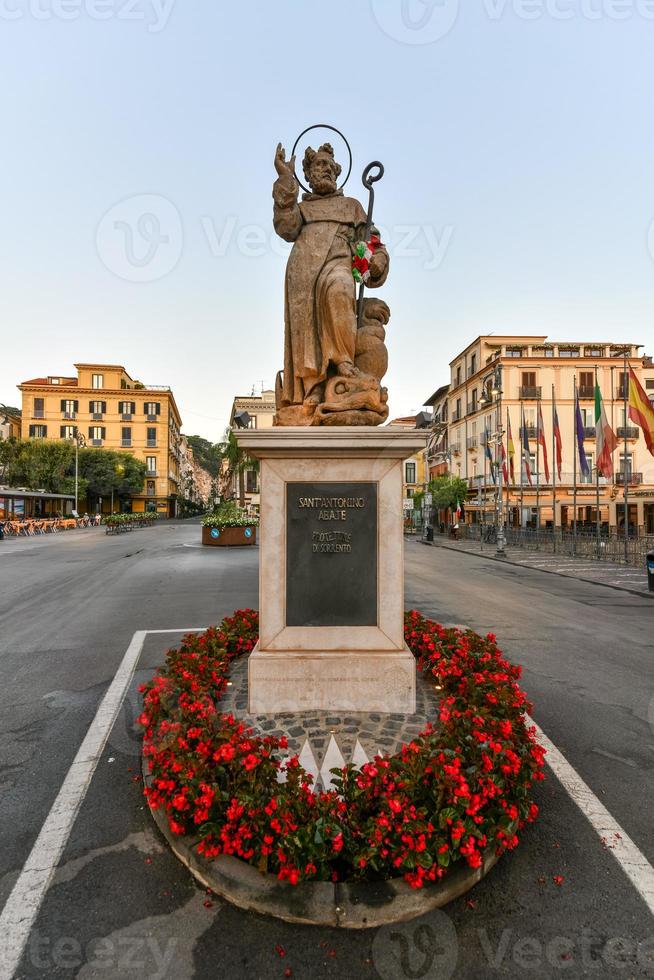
286, 482, 378, 627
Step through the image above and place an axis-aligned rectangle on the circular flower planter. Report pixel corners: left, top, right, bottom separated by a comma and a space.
139, 611, 544, 927
201, 525, 257, 547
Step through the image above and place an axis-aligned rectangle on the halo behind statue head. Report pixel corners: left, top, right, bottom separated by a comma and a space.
291, 124, 352, 194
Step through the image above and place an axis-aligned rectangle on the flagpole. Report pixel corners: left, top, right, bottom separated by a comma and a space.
552, 384, 557, 554
506, 406, 511, 534
595, 365, 601, 560
536, 397, 541, 533
624, 349, 629, 563
520, 399, 525, 531
573, 375, 578, 554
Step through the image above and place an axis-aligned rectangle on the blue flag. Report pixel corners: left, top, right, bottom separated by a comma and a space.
575, 393, 590, 477
483, 428, 496, 483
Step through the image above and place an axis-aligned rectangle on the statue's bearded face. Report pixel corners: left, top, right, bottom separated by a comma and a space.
308, 153, 338, 195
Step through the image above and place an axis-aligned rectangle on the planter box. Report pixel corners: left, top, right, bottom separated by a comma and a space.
202, 525, 257, 547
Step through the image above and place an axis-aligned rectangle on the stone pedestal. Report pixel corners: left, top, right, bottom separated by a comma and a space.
235, 427, 427, 714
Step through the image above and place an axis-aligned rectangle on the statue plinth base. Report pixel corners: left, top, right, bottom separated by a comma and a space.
235, 427, 427, 714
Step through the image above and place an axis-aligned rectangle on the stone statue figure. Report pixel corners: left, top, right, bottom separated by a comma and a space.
273, 141, 391, 426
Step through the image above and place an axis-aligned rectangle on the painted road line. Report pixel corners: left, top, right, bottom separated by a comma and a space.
527, 714, 654, 918
0, 627, 206, 980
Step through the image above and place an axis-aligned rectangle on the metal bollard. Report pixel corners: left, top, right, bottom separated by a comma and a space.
647, 550, 654, 593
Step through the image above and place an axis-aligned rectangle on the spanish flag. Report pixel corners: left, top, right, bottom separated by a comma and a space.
629, 367, 654, 456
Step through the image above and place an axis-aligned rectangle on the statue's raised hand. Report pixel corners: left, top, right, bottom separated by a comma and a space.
274, 143, 296, 179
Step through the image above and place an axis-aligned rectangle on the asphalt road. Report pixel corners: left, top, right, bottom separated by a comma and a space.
0, 523, 653, 980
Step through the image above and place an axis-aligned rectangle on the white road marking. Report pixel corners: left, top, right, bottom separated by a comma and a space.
0, 627, 206, 980
528, 715, 654, 917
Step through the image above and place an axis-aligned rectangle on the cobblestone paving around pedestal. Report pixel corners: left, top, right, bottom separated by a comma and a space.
219, 655, 439, 790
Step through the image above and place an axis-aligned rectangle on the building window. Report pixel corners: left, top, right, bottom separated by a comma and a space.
580, 452, 594, 484
559, 348, 579, 358
405, 461, 417, 484
88, 426, 105, 444
619, 452, 633, 475
470, 353, 477, 376
33, 397, 44, 419
146, 456, 157, 474
455, 366, 461, 387
585, 347, 604, 358
119, 400, 135, 418
122, 427, 131, 447
645, 379, 654, 391
146, 480, 156, 496
147, 427, 157, 448
92, 374, 104, 389
60, 425, 77, 440
505, 348, 524, 358
144, 402, 161, 419
89, 400, 106, 418
29, 424, 47, 438
246, 470, 258, 493
62, 398, 78, 418
248, 415, 257, 429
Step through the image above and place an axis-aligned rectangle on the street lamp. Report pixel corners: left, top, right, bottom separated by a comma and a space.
479, 363, 506, 556
68, 431, 86, 514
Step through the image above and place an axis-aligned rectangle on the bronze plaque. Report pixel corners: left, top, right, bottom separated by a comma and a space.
286, 482, 378, 627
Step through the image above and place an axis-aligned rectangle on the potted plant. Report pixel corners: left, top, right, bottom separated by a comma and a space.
201, 500, 258, 547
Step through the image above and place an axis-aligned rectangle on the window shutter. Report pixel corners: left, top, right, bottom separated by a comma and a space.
43, 426, 47, 436
74, 400, 79, 412
101, 401, 106, 413
88, 426, 93, 438
89, 400, 94, 412
144, 403, 148, 415
60, 425, 66, 438
156, 403, 161, 415
60, 399, 66, 411
102, 427, 106, 439
131, 401, 136, 414
29, 425, 35, 437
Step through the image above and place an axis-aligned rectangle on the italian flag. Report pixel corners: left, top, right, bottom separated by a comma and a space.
628, 367, 654, 456
595, 383, 618, 478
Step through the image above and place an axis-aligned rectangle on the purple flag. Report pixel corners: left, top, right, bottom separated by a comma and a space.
575, 393, 590, 476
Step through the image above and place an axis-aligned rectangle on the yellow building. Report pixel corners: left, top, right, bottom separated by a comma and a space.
18, 363, 182, 517
439, 336, 654, 534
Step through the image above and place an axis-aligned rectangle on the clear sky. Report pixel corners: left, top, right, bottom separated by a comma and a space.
2, 0, 654, 439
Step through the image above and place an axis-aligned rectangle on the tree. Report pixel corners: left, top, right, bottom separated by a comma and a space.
186, 435, 222, 478
6, 439, 74, 493
428, 475, 469, 512
219, 429, 258, 508
78, 449, 146, 505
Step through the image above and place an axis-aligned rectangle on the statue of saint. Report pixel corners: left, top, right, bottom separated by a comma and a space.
273, 141, 391, 426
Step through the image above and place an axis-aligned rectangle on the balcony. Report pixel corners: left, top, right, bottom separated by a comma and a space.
121, 439, 132, 447
467, 437, 478, 451
147, 439, 157, 448
450, 443, 461, 455
63, 412, 76, 420
92, 413, 103, 421
466, 402, 479, 416
578, 386, 594, 399
33, 412, 44, 419
91, 439, 103, 447
582, 426, 596, 440
146, 470, 158, 478
519, 386, 542, 400
617, 426, 639, 440
147, 414, 157, 423
524, 425, 537, 439
617, 387, 628, 400
615, 472, 642, 486
121, 413, 133, 422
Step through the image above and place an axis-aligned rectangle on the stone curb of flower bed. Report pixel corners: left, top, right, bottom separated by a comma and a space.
143, 759, 501, 929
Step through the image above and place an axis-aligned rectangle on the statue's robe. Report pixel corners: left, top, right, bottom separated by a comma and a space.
273, 177, 388, 406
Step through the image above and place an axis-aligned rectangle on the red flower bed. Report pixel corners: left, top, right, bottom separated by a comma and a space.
139, 609, 545, 889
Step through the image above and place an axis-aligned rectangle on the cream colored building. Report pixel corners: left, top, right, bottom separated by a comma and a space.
439, 336, 654, 534
19, 363, 183, 516
223, 389, 276, 512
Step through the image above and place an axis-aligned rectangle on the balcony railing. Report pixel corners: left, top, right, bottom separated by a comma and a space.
147, 439, 157, 448
450, 443, 461, 455
615, 472, 642, 486
518, 386, 542, 400
578, 386, 594, 399
121, 439, 132, 447
524, 425, 537, 439
63, 412, 76, 420
617, 426, 639, 439
467, 437, 478, 450
466, 402, 479, 416
146, 470, 158, 478
33, 412, 44, 419
582, 426, 596, 440
92, 413, 103, 421
451, 410, 461, 422
121, 413, 132, 421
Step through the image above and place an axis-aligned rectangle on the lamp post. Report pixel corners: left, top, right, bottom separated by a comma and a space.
69, 431, 86, 514
480, 363, 506, 556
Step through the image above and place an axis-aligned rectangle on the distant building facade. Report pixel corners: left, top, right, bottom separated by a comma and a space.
223, 389, 276, 512
429, 336, 654, 534
18, 363, 183, 517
